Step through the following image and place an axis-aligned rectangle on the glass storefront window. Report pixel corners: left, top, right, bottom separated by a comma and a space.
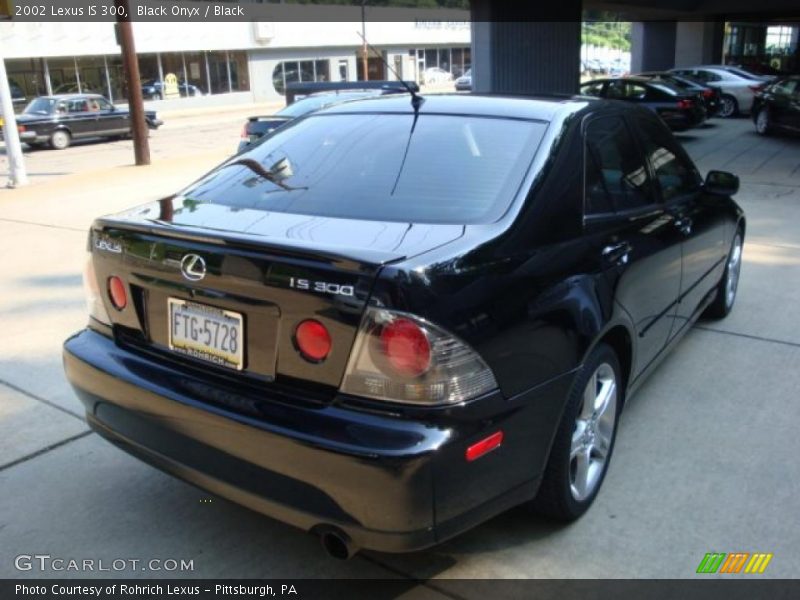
46, 57, 79, 95
75, 56, 108, 96
315, 60, 330, 82
300, 60, 315, 82
106, 55, 126, 102
438, 48, 451, 72
272, 59, 332, 95
229, 51, 249, 91
6, 58, 48, 99
424, 49, 437, 69
183, 52, 208, 95
208, 51, 229, 94
138, 54, 160, 87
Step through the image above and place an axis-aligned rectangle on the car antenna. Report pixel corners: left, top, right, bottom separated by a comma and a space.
355, 30, 424, 111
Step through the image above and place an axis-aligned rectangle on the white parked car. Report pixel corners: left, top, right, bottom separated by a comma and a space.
423, 67, 454, 85
669, 65, 767, 117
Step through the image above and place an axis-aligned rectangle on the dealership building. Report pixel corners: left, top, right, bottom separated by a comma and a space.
0, 18, 471, 106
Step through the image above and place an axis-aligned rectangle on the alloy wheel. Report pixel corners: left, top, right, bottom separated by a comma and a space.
719, 97, 736, 118
756, 109, 769, 134
570, 363, 617, 501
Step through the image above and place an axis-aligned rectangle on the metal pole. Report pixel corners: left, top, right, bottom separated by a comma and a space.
115, 0, 150, 165
103, 55, 113, 101
156, 52, 164, 98
204, 51, 212, 95
361, 1, 368, 81
225, 51, 233, 93
0, 54, 28, 187
74, 56, 82, 93
43, 57, 52, 95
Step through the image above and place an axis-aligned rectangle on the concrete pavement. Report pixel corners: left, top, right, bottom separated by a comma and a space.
0, 116, 799, 584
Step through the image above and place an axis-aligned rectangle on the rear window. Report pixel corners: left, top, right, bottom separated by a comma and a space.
184, 113, 546, 224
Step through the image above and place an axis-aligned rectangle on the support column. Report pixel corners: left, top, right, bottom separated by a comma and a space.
674, 22, 724, 68
630, 21, 676, 73
470, 0, 582, 95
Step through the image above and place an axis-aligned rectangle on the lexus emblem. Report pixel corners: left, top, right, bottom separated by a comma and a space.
180, 254, 207, 281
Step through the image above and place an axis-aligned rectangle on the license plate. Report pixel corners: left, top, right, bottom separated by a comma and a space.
168, 299, 244, 370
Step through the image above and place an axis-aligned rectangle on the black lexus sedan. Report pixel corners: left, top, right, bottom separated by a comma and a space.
8, 94, 163, 150
580, 76, 706, 130
752, 76, 800, 136
64, 94, 744, 558
635, 71, 722, 117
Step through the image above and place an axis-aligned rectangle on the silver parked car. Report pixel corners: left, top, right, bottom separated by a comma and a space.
669, 65, 767, 118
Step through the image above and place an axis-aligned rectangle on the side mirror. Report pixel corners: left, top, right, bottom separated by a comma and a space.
704, 170, 739, 196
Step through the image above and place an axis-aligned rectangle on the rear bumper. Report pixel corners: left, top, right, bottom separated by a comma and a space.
0, 130, 38, 143
64, 328, 571, 552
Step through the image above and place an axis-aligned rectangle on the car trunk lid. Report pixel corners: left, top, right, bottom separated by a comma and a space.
90, 196, 463, 398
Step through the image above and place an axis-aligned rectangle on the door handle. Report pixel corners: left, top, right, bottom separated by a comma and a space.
602, 242, 631, 265
675, 217, 693, 235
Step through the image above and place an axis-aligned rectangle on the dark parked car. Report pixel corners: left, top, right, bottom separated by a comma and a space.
635, 71, 722, 117
239, 80, 416, 151
580, 77, 706, 130
7, 94, 163, 150
64, 94, 744, 558
455, 68, 472, 91
752, 76, 800, 136
141, 79, 204, 100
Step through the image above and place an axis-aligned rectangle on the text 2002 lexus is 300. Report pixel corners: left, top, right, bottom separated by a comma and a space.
64, 94, 744, 558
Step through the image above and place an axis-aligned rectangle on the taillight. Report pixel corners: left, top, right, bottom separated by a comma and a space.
82, 254, 110, 325
702, 89, 714, 98
340, 307, 498, 405
17, 125, 25, 133
677, 99, 693, 109
107, 276, 127, 310
295, 319, 332, 362
240, 123, 248, 139
380, 318, 431, 377
749, 84, 766, 92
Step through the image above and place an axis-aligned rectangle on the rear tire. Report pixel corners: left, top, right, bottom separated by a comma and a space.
530, 343, 622, 521
719, 94, 738, 118
704, 230, 743, 319
49, 130, 71, 150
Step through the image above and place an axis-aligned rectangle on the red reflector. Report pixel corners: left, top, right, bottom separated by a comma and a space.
380, 318, 431, 377
466, 431, 504, 462
108, 276, 127, 310
295, 319, 332, 362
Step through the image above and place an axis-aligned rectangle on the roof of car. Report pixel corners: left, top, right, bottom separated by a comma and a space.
36, 94, 106, 100
317, 93, 595, 122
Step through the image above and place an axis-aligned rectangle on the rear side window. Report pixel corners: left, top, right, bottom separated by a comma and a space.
635, 116, 701, 202
184, 113, 546, 224
771, 79, 798, 96
581, 81, 605, 97
584, 116, 653, 215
